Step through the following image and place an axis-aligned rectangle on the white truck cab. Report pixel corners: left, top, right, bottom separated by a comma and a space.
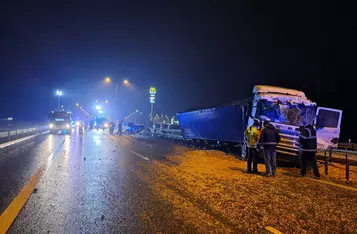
247, 85, 342, 156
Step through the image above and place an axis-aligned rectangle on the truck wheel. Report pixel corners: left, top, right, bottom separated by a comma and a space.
241, 142, 247, 159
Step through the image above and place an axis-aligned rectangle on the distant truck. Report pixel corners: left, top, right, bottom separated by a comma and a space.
177, 85, 342, 157
94, 116, 109, 130
48, 111, 72, 134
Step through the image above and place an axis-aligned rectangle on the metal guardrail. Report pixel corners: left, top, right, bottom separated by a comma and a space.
338, 142, 357, 151
0, 128, 38, 144
320, 147, 357, 182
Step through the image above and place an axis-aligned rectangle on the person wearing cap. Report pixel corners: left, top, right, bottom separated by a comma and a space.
259, 120, 280, 177
297, 122, 320, 179
244, 119, 261, 173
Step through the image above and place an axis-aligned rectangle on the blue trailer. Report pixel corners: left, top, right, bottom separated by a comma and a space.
177, 103, 247, 144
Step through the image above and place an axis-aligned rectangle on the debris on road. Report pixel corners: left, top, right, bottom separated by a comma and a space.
147, 147, 357, 233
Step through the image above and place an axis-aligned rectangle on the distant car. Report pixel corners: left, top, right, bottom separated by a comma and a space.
127, 122, 145, 134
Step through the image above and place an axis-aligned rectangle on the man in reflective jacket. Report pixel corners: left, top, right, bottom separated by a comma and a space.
244, 119, 261, 173
259, 121, 280, 177
297, 123, 320, 179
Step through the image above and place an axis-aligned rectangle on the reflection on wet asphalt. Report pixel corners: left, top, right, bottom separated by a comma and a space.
0, 134, 65, 215
3, 130, 190, 233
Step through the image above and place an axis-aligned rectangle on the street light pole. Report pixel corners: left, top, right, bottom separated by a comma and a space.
115, 83, 118, 121
104, 77, 130, 121
56, 90, 62, 110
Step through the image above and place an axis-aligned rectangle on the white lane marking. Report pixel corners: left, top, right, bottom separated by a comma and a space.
0, 131, 49, 149
129, 150, 149, 161
145, 143, 153, 147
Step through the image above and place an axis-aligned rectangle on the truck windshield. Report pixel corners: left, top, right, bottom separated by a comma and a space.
257, 100, 316, 126
49, 112, 70, 122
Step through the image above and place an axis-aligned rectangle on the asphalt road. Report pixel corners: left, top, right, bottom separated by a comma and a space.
0, 129, 194, 233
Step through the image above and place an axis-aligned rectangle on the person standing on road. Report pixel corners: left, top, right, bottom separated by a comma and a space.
259, 121, 280, 177
244, 119, 261, 174
297, 123, 320, 179
117, 120, 123, 135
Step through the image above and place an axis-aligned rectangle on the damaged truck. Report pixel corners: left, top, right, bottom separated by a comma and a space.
177, 85, 342, 157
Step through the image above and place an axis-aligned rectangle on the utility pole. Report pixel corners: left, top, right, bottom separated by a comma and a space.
115, 83, 118, 121
56, 90, 62, 110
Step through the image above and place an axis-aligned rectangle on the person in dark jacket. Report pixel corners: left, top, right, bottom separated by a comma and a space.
297, 123, 320, 179
259, 121, 281, 176
117, 120, 123, 135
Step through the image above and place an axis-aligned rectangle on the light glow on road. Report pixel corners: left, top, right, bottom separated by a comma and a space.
93, 135, 101, 146
48, 135, 52, 151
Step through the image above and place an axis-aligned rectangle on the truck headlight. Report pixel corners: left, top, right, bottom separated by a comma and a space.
66, 124, 71, 129
104, 123, 108, 128
49, 123, 54, 128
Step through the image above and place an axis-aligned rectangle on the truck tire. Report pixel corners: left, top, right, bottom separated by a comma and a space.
241, 141, 247, 159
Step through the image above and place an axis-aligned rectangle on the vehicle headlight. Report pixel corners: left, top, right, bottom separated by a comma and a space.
66, 124, 71, 129
49, 123, 54, 128
76, 121, 80, 126
104, 123, 108, 128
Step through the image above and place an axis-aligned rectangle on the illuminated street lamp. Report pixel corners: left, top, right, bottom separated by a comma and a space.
105, 100, 108, 103
104, 77, 131, 121
76, 103, 79, 107
105, 77, 111, 83
56, 90, 62, 110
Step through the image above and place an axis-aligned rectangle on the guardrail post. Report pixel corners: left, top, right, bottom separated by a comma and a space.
328, 148, 332, 164
345, 153, 349, 181
8, 131, 10, 141
16, 130, 18, 139
324, 150, 328, 175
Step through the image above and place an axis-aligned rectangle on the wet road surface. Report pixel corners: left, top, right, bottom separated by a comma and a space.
1, 130, 357, 233
0, 130, 195, 233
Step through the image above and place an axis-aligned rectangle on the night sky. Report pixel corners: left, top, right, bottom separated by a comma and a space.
1, 1, 356, 140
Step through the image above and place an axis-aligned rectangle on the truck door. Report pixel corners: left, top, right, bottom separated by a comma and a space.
315, 107, 342, 150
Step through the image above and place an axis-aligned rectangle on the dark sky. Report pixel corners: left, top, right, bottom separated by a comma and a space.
0, 1, 356, 140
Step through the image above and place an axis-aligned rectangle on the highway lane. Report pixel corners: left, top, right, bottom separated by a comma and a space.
0, 133, 66, 215
1, 130, 195, 233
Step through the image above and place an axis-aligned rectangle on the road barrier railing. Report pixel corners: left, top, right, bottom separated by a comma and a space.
319, 146, 357, 182
0, 127, 41, 144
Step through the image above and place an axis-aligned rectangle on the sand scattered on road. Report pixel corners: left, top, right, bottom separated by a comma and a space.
148, 147, 357, 233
